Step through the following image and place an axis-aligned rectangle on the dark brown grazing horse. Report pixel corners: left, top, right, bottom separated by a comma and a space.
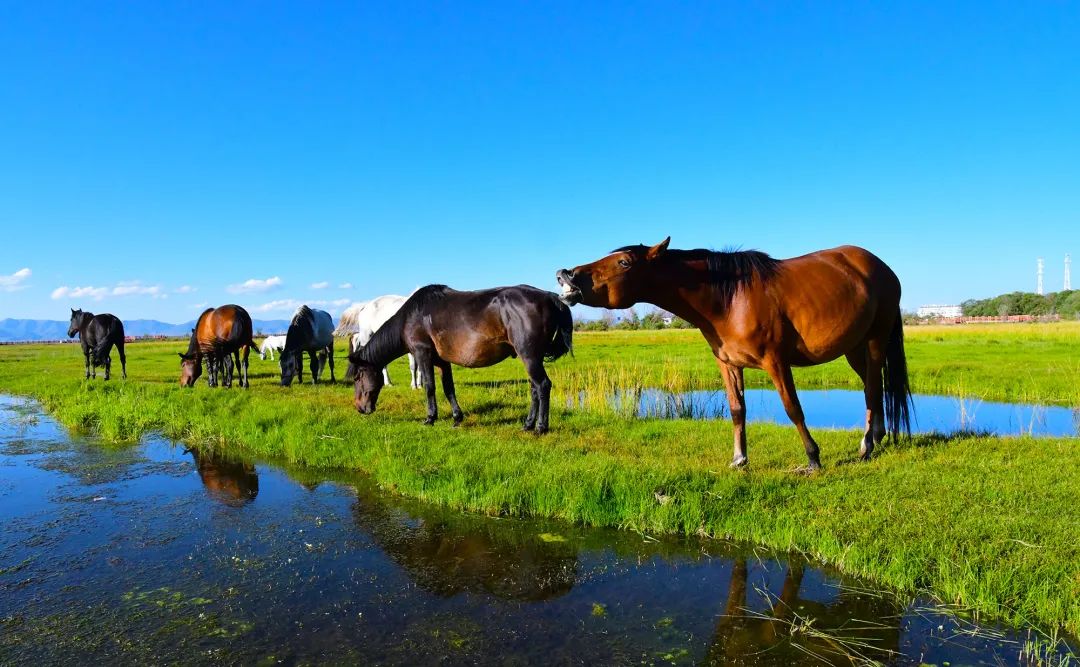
67, 308, 126, 380
179, 304, 259, 388
557, 238, 913, 470
347, 284, 574, 433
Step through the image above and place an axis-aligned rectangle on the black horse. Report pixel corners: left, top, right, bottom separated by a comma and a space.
346, 285, 573, 433
67, 309, 127, 380
280, 306, 336, 386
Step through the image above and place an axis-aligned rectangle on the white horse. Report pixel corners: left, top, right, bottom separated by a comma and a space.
259, 335, 287, 361
336, 294, 422, 389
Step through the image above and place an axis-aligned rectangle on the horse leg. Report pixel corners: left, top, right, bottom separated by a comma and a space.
241, 346, 251, 388
233, 350, 241, 388
718, 361, 748, 467
521, 356, 552, 434
408, 353, 420, 390
83, 344, 91, 379
117, 341, 127, 379
327, 345, 335, 383
435, 359, 464, 426
104, 353, 111, 381
846, 344, 881, 460
523, 382, 539, 431
309, 350, 319, 384
414, 348, 438, 425
764, 357, 822, 470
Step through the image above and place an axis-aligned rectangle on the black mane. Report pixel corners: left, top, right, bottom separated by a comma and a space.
613, 245, 780, 308
355, 285, 450, 367
284, 305, 315, 352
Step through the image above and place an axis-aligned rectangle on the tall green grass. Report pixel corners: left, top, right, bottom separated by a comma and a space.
0, 324, 1078, 636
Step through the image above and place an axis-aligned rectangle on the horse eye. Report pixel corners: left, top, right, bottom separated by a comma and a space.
618, 258, 631, 268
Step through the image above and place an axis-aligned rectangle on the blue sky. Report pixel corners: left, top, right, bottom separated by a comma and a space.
1, 2, 1077, 322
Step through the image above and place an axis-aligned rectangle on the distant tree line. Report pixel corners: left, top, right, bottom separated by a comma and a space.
961, 290, 1080, 318
574, 307, 693, 331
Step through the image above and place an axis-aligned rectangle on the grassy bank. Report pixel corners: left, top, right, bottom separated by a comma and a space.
0, 324, 1078, 636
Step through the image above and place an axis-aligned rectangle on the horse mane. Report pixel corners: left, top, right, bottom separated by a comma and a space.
284, 305, 314, 352
612, 245, 781, 309
354, 285, 449, 367
184, 308, 215, 355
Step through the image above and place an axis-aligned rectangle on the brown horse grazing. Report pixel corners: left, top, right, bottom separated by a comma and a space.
557, 238, 912, 470
346, 285, 574, 433
179, 304, 259, 388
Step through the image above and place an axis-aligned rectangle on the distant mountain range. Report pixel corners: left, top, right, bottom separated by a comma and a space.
0, 318, 293, 342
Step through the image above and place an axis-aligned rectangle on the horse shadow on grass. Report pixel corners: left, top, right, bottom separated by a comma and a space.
833, 429, 996, 467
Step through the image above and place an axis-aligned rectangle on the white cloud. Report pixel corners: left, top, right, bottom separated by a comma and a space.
310, 281, 330, 289
226, 276, 283, 294
50, 280, 165, 301
51, 285, 109, 301
338, 282, 353, 289
0, 268, 31, 292
111, 281, 163, 297
174, 285, 197, 294
253, 298, 352, 314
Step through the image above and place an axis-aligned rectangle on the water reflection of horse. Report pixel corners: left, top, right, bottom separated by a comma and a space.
188, 449, 259, 506
558, 239, 913, 469
704, 558, 900, 665
350, 486, 577, 601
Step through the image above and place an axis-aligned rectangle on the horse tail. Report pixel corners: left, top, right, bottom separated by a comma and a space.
883, 308, 914, 440
334, 304, 363, 336
544, 296, 574, 362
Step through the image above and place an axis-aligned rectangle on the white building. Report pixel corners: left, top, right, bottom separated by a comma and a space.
917, 304, 962, 318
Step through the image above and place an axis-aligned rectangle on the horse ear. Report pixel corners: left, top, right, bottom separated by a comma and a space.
646, 237, 670, 260
178, 353, 186, 360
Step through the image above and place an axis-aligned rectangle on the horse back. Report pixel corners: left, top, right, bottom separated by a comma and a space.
725, 246, 901, 365
198, 305, 254, 353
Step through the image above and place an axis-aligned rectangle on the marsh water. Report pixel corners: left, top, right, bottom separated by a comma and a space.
609, 388, 1080, 437
1, 396, 1075, 665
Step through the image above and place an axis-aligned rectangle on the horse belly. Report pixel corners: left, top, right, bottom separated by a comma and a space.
434, 338, 513, 368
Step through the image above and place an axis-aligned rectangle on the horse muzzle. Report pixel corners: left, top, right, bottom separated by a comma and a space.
556, 269, 582, 304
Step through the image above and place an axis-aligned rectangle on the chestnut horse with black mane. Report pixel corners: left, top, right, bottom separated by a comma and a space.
179, 304, 259, 388
557, 238, 912, 470
347, 284, 574, 433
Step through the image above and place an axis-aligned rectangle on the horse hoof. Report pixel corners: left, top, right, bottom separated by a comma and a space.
423, 418, 435, 426
534, 426, 549, 436
730, 456, 749, 469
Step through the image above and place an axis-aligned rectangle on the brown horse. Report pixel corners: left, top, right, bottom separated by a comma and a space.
557, 238, 912, 470
179, 304, 259, 388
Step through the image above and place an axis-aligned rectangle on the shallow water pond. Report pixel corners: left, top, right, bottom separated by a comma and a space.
0, 395, 1075, 665
602, 388, 1080, 437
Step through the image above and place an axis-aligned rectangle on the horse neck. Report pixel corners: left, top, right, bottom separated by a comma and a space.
185, 332, 201, 357
641, 258, 737, 328
77, 313, 93, 334
360, 319, 408, 368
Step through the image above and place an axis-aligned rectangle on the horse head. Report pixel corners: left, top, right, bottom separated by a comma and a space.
178, 352, 202, 387
556, 236, 670, 308
67, 308, 88, 338
347, 347, 385, 414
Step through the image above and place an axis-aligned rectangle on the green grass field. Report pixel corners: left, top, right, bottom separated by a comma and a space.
0, 322, 1078, 636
